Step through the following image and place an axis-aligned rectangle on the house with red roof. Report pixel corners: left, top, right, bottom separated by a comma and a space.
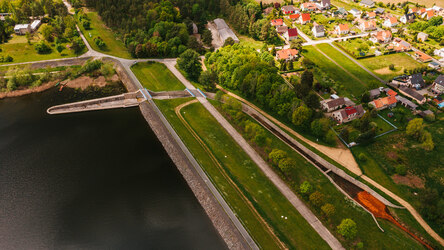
332, 105, 365, 123
284, 28, 298, 41
299, 13, 311, 24
335, 23, 350, 35
370, 30, 392, 43
282, 5, 298, 14
367, 12, 376, 18
421, 10, 435, 20
414, 51, 433, 63
288, 14, 300, 20
392, 38, 411, 52
301, 2, 318, 11
360, 20, 377, 31
271, 19, 284, 27
369, 96, 397, 110
383, 16, 398, 27
276, 48, 299, 61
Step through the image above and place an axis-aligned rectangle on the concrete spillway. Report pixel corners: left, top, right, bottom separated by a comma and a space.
47, 91, 145, 114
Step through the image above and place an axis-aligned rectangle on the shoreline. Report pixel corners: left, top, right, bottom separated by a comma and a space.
0, 81, 57, 99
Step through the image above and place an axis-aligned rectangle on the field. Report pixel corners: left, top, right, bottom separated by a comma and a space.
359, 53, 424, 81
155, 98, 330, 249
238, 34, 265, 50
0, 32, 81, 64
77, 11, 131, 59
211, 98, 429, 249
336, 39, 376, 57
131, 62, 184, 91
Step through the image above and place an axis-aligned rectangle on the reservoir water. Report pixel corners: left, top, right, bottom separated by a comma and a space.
0, 88, 226, 249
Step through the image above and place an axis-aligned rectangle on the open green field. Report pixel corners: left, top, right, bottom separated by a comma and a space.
303, 45, 368, 99
210, 98, 428, 249
155, 98, 330, 249
359, 53, 424, 81
131, 62, 184, 91
238, 34, 265, 50
77, 11, 131, 58
0, 33, 81, 64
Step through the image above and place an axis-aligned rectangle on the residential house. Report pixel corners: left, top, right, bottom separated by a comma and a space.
400, 13, 416, 23
414, 51, 433, 63
277, 48, 299, 61
392, 38, 411, 52
434, 48, 444, 58
396, 95, 418, 110
419, 110, 434, 118
282, 5, 298, 14
14, 24, 30, 35
214, 18, 240, 44
369, 88, 381, 99
30, 20, 41, 32
301, 2, 318, 12
289, 14, 300, 20
432, 6, 444, 16
375, 7, 385, 14
421, 10, 435, 20
263, 7, 274, 15
350, 8, 362, 18
383, 16, 398, 27
417, 32, 429, 41
322, 97, 346, 112
0, 13, 11, 21
276, 25, 289, 35
360, 0, 375, 8
359, 20, 377, 31
299, 13, 311, 24
385, 88, 398, 97
417, 8, 427, 16
428, 61, 441, 70
431, 75, 444, 94
312, 24, 325, 37
335, 23, 350, 35
369, 96, 397, 110
271, 19, 284, 27
367, 12, 376, 19
284, 28, 298, 41
333, 7, 348, 17
399, 86, 426, 104
370, 30, 392, 43
392, 73, 425, 89
317, 0, 331, 10
332, 105, 365, 124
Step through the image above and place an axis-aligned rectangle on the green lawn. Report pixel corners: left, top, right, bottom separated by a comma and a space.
155, 98, 330, 249
238, 35, 265, 50
336, 39, 376, 57
77, 11, 131, 58
210, 99, 427, 249
131, 62, 184, 91
0, 33, 82, 64
359, 53, 424, 81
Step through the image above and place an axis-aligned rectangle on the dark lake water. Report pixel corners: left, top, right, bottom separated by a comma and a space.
0, 87, 226, 250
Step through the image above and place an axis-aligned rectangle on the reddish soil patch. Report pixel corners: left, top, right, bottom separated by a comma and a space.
356, 191, 432, 249
65, 74, 118, 90
392, 174, 425, 189
0, 80, 57, 99
386, 151, 398, 160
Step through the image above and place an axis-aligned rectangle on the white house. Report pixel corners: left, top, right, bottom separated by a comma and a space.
316, 0, 331, 10
434, 48, 444, 58
30, 20, 41, 32
14, 24, 30, 35
400, 13, 415, 24
335, 23, 350, 35
350, 8, 362, 18
383, 16, 398, 27
359, 20, 377, 31
360, 0, 375, 8
312, 24, 325, 38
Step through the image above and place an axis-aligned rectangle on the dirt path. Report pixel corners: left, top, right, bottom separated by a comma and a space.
175, 99, 286, 250
216, 85, 362, 176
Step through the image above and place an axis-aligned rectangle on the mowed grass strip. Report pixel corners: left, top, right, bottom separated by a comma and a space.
78, 11, 131, 59
131, 62, 184, 91
316, 43, 382, 88
359, 53, 424, 81
155, 98, 330, 249
0, 34, 80, 64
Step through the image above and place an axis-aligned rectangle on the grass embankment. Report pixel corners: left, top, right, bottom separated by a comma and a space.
155, 98, 330, 249
0, 33, 81, 64
131, 62, 184, 91
359, 53, 424, 81
77, 11, 131, 58
210, 99, 428, 249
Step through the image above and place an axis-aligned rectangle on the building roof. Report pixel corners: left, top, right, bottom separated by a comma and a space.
277, 26, 289, 33
415, 51, 432, 62
367, 12, 376, 17
277, 49, 299, 60
282, 5, 297, 12
425, 10, 434, 18
337, 23, 350, 31
387, 89, 397, 96
374, 30, 392, 41
214, 18, 229, 30
30, 20, 41, 30
399, 86, 425, 102
387, 16, 398, 24
301, 13, 311, 22
375, 7, 385, 14
321, 0, 331, 6
434, 75, 444, 86
287, 28, 298, 37
344, 106, 357, 116
369, 88, 380, 97
213, 18, 239, 43
410, 73, 425, 86
289, 14, 300, 19
14, 24, 29, 30
302, 2, 318, 9
382, 96, 397, 106
263, 7, 274, 15
313, 25, 325, 33
360, 0, 374, 6
350, 8, 360, 13
396, 95, 418, 109
271, 19, 284, 26
362, 20, 376, 29
326, 97, 345, 108
337, 7, 347, 14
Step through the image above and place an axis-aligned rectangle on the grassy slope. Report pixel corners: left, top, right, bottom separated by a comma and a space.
131, 62, 184, 91
78, 11, 131, 58
210, 100, 427, 249
0, 32, 81, 64
155, 98, 330, 249
359, 53, 424, 81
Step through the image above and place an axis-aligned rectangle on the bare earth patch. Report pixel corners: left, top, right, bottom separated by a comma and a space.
65, 74, 119, 90
374, 67, 403, 76
386, 151, 398, 160
392, 174, 425, 189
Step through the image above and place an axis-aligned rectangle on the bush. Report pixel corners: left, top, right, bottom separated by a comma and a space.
337, 218, 357, 239
34, 41, 52, 54
82, 19, 91, 30
309, 191, 325, 207
78, 59, 103, 75
278, 157, 296, 174
395, 165, 407, 176
321, 203, 335, 217
269, 149, 287, 165
177, 49, 202, 81
100, 63, 115, 77
94, 36, 106, 49
389, 64, 395, 70
358, 153, 367, 162
300, 181, 313, 196
356, 242, 364, 249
